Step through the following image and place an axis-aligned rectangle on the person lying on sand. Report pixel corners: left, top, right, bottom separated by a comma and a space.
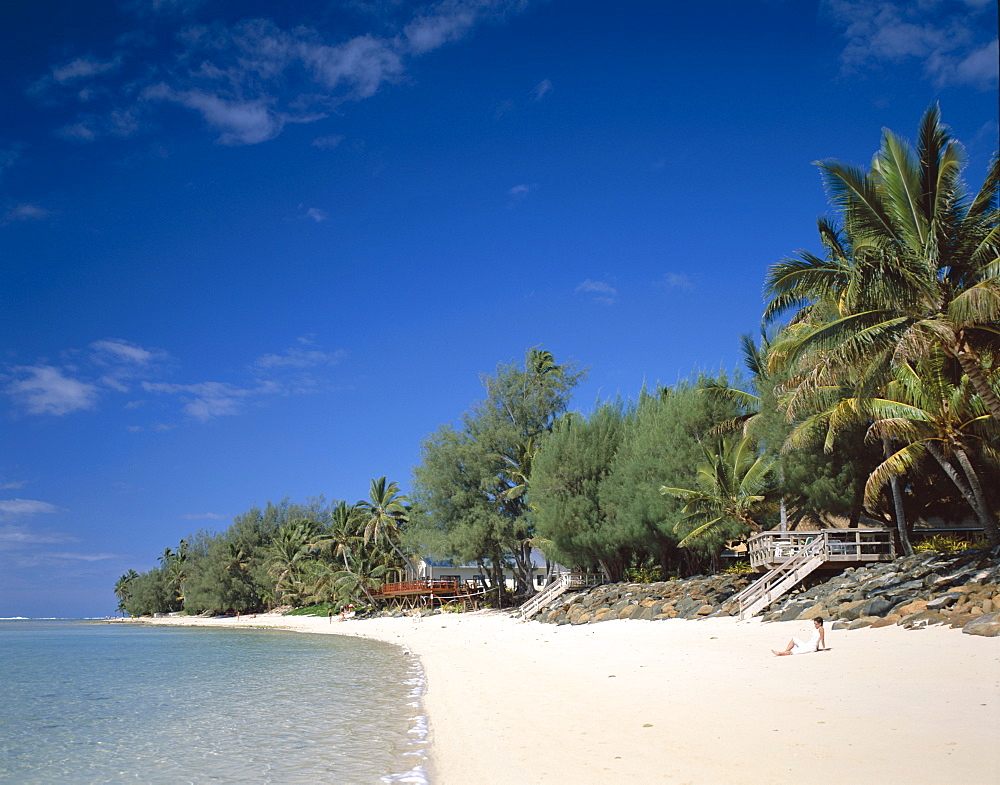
772, 617, 827, 656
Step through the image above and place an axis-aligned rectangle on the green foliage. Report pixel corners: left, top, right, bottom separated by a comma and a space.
622, 564, 664, 583
662, 434, 779, 549
531, 401, 630, 579
410, 348, 585, 596
598, 378, 741, 573
912, 534, 989, 554
720, 560, 755, 575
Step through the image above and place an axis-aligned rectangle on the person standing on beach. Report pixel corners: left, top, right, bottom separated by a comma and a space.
772, 617, 826, 655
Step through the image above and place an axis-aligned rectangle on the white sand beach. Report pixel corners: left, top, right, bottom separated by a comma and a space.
137, 612, 999, 784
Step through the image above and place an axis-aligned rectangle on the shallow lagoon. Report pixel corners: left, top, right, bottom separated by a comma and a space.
0, 620, 426, 784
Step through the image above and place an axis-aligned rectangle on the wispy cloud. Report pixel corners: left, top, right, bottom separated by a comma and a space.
0, 524, 77, 545
254, 342, 346, 370
180, 512, 227, 520
658, 272, 693, 291
30, 1, 534, 146
533, 78, 553, 100
508, 183, 536, 198
0, 499, 64, 521
141, 380, 266, 421
304, 206, 328, 223
3, 204, 54, 224
575, 279, 618, 305
5, 337, 346, 423
823, 0, 998, 88
312, 134, 345, 149
5, 365, 100, 416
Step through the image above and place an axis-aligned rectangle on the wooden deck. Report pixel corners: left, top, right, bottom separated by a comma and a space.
374, 578, 483, 610
747, 528, 895, 572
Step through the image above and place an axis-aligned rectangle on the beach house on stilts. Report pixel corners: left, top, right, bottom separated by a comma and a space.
733, 528, 896, 618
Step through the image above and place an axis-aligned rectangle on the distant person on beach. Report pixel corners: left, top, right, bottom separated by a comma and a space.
772, 617, 826, 656
328, 608, 333, 623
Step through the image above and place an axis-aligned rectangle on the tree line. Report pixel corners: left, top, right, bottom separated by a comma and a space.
117, 106, 998, 616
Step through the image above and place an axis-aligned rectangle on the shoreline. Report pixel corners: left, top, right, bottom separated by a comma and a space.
129, 611, 999, 784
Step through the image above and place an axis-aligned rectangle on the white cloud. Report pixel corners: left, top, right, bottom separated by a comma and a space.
141, 380, 259, 420
0, 524, 76, 545
5, 365, 99, 416
143, 84, 284, 145
575, 279, 617, 296
312, 134, 345, 149
0, 480, 29, 490
659, 272, 693, 291
0, 499, 64, 521
405, 7, 479, 54
32, 2, 534, 145
824, 0, 998, 88
3, 204, 54, 223
254, 345, 346, 370
575, 279, 618, 305
508, 183, 536, 197
51, 56, 122, 85
533, 78, 553, 100
181, 512, 227, 520
305, 207, 328, 222
47, 551, 120, 561
90, 338, 154, 365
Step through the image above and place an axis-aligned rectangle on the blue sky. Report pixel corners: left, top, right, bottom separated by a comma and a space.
2, 0, 996, 617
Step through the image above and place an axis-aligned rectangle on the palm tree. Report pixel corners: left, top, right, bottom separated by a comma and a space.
660, 435, 778, 549
765, 105, 1000, 419
267, 518, 331, 604
114, 570, 138, 615
359, 477, 415, 578
329, 501, 364, 571
801, 356, 999, 546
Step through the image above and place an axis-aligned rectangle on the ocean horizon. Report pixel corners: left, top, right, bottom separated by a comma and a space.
0, 619, 428, 784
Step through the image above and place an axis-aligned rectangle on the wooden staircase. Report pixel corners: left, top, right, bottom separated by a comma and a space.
517, 573, 573, 620
733, 536, 826, 619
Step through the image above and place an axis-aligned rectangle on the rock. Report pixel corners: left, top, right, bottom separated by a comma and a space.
861, 597, 894, 617
926, 593, 961, 610
837, 600, 869, 621
793, 603, 826, 621
899, 609, 948, 627
963, 612, 1000, 637
848, 618, 874, 630
589, 608, 613, 624
695, 604, 714, 616
894, 599, 928, 617
870, 615, 902, 628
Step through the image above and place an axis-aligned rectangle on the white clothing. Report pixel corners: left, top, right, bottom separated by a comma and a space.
790, 628, 821, 655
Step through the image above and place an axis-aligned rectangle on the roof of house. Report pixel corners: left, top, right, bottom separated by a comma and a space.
420, 548, 548, 570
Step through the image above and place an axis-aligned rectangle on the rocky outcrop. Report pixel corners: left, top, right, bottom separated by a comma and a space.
535, 574, 753, 625
533, 547, 1000, 637
757, 547, 1000, 637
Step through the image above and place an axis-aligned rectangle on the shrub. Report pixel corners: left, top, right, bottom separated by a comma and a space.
721, 560, 755, 575
913, 534, 988, 554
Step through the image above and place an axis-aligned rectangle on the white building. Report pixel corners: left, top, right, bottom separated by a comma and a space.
415, 548, 551, 592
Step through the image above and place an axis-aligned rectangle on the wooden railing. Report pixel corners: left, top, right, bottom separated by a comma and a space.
747, 528, 894, 571
377, 578, 460, 595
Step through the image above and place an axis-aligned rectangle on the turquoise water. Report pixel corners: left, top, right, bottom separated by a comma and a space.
0, 620, 428, 784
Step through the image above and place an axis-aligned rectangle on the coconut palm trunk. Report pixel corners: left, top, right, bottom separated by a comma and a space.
882, 435, 913, 557
925, 441, 1000, 546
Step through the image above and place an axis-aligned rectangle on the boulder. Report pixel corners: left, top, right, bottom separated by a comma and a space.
837, 600, 869, 621
870, 615, 901, 628
861, 597, 894, 617
963, 612, 1000, 637
899, 609, 948, 627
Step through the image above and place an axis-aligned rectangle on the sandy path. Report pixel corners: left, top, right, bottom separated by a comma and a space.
135, 612, 999, 784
